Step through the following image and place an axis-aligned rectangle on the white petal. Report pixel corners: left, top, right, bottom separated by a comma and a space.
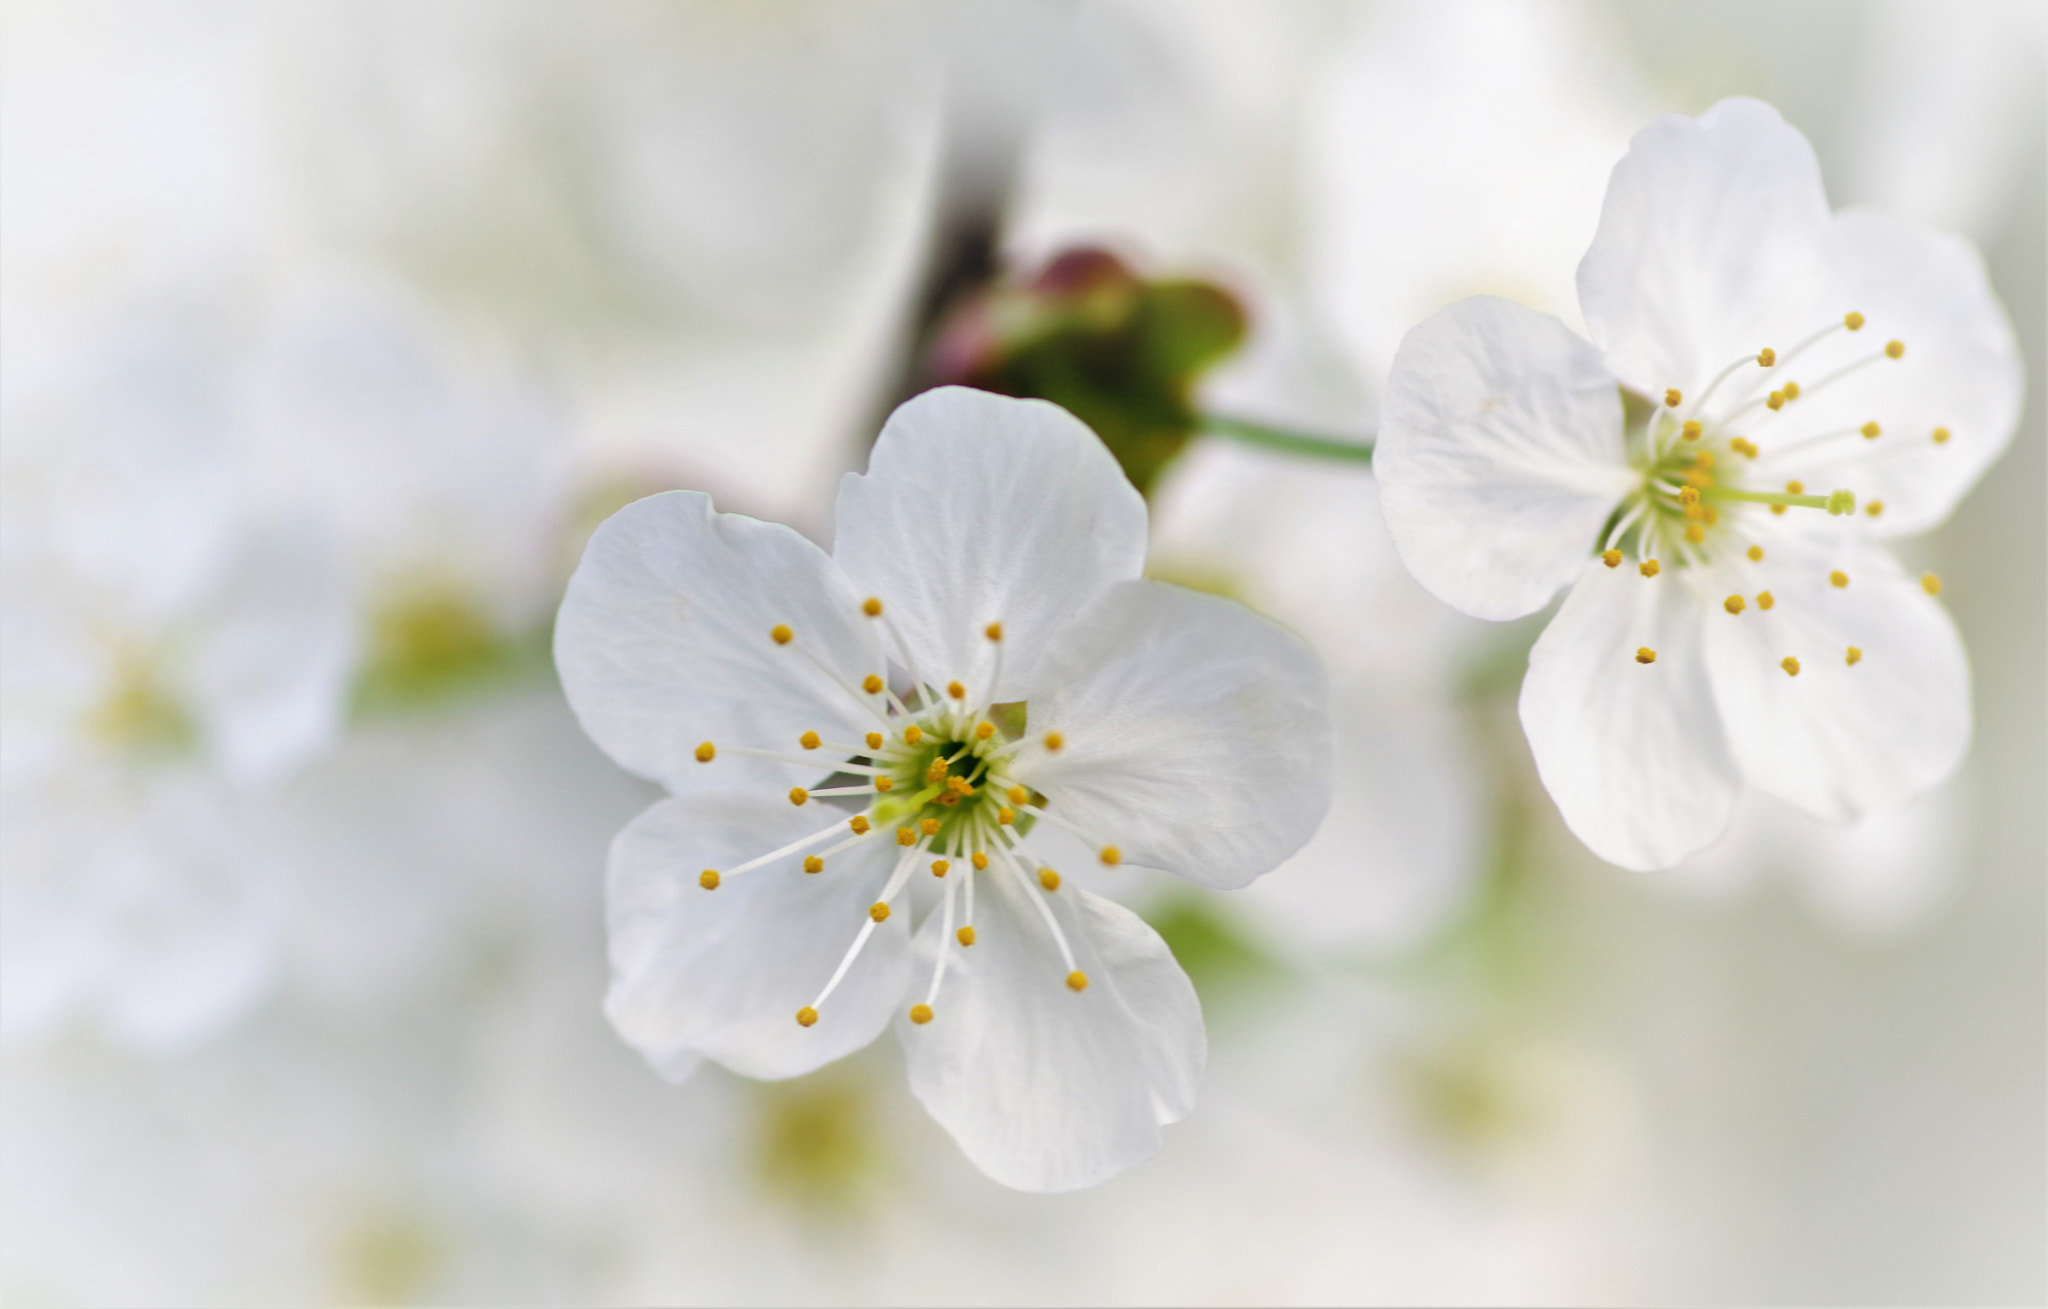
1520, 559, 1740, 870
896, 871, 1202, 1192
1577, 97, 1833, 397
1753, 210, 2024, 536
1377, 296, 1635, 621
555, 491, 887, 795
605, 794, 910, 1081
1007, 580, 1332, 891
831, 387, 1147, 702
1700, 530, 1968, 820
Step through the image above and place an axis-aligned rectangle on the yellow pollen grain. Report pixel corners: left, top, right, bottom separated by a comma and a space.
1693, 450, 1715, 469
904, 725, 923, 745
869, 902, 891, 922
1686, 523, 1706, 543
1786, 480, 1804, 494
909, 1003, 933, 1024
1845, 311, 1866, 331
1781, 656, 1801, 676
1602, 549, 1622, 568
1635, 647, 1657, 664
945, 775, 972, 794
1704, 505, 1720, 526
863, 674, 884, 695
850, 816, 871, 834
956, 925, 976, 947
1007, 785, 1028, 804
770, 624, 793, 645
1640, 559, 1661, 577
997, 807, 1015, 826
1687, 470, 1714, 490
1758, 591, 1776, 609
931, 859, 950, 878
1679, 486, 1701, 505
1682, 420, 1702, 441
947, 681, 966, 699
1664, 388, 1683, 407
1932, 426, 1951, 445
1066, 971, 1089, 992
1922, 572, 1943, 595
875, 777, 894, 792
896, 827, 916, 846
1724, 594, 1746, 614
862, 597, 883, 617
984, 622, 1004, 642
1100, 845, 1122, 866
699, 869, 721, 890
796, 1006, 818, 1027
789, 787, 809, 806
1748, 545, 1765, 562
1831, 570, 1849, 588
971, 851, 989, 871
1039, 868, 1061, 891
1846, 647, 1863, 666
1861, 421, 1881, 439
1885, 340, 1905, 359
1770, 504, 1788, 516
975, 721, 995, 740
1867, 500, 1886, 517
920, 817, 940, 836
1768, 391, 1786, 410
1757, 347, 1776, 367
799, 730, 821, 750
694, 741, 716, 763
926, 760, 949, 785
804, 855, 824, 874
1686, 503, 1705, 522
865, 731, 884, 750
1044, 731, 1065, 751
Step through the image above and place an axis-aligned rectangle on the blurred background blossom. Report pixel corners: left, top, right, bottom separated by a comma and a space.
1, 0, 2041, 1304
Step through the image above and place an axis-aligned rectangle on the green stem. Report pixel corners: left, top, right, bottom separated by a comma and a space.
1202, 414, 1375, 465
1703, 486, 1856, 515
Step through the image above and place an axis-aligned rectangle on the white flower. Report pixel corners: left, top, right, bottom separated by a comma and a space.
555, 386, 1332, 1191
1374, 98, 2023, 871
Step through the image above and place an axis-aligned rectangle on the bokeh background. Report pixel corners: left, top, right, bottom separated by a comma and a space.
2, 1, 2042, 1304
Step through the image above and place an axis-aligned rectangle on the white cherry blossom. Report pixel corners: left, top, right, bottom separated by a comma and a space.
1375, 98, 2022, 871
556, 386, 1332, 1190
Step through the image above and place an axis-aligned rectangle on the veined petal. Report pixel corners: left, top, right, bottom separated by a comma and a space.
1377, 296, 1635, 621
1006, 580, 1331, 891
605, 794, 910, 1082
1701, 530, 1968, 820
1577, 97, 1832, 397
896, 873, 1202, 1193
1520, 559, 1739, 870
1752, 210, 2023, 536
555, 491, 885, 795
832, 387, 1147, 703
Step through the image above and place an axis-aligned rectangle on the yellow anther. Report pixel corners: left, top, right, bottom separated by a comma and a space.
1786, 480, 1804, 493
869, 902, 891, 922
1730, 437, 1758, 458
1866, 500, 1885, 517
975, 721, 995, 740
1781, 656, 1801, 677
1831, 570, 1849, 588
1602, 549, 1622, 569
1681, 420, 1702, 441
1686, 523, 1706, 543
849, 816, 871, 835
694, 741, 716, 763
1922, 572, 1943, 596
796, 1007, 818, 1027
1693, 450, 1715, 469
904, 725, 923, 745
946, 681, 966, 700
1664, 388, 1683, 407
1757, 347, 1776, 367
944, 775, 972, 794
1044, 731, 1065, 751
920, 817, 940, 836
1686, 469, 1714, 489
1039, 868, 1061, 891
909, 1003, 933, 1025
1724, 594, 1746, 614
1846, 647, 1863, 666
1844, 311, 1865, 331
896, 827, 916, 846
1679, 486, 1700, 505
771, 624, 794, 645
862, 597, 883, 617
956, 925, 976, 947
1767, 391, 1785, 410
1066, 971, 1089, 992
1685, 503, 1705, 522
1758, 591, 1775, 609
1007, 785, 1028, 804
936, 791, 959, 807
789, 787, 809, 806
1747, 545, 1765, 562
1704, 506, 1720, 526
863, 675, 884, 695
1861, 421, 1881, 440
865, 732, 884, 751
984, 622, 1003, 642
1885, 340, 1905, 359
699, 869, 721, 890
1770, 503, 1787, 516
926, 760, 949, 784
1783, 381, 1801, 400
1635, 647, 1657, 665
1639, 559, 1661, 578
803, 855, 824, 874
930, 859, 950, 878
997, 807, 1015, 826
971, 851, 989, 871
1099, 845, 1122, 866
799, 730, 821, 750
875, 776, 894, 792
